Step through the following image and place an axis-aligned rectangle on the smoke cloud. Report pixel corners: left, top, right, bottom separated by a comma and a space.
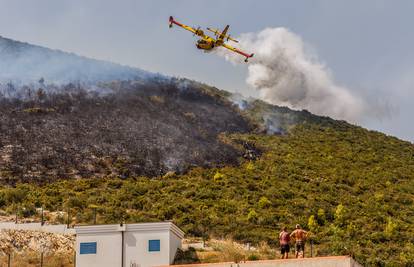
217, 27, 366, 123
0, 36, 155, 85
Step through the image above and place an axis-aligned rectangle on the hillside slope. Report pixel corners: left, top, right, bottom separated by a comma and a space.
0, 79, 254, 184
0, 35, 151, 83
2, 119, 414, 265
0, 36, 414, 266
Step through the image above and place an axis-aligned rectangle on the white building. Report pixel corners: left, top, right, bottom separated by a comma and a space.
75, 222, 184, 267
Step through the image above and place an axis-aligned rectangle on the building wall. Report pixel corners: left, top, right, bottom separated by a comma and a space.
76, 231, 122, 267
124, 230, 170, 267
169, 231, 183, 263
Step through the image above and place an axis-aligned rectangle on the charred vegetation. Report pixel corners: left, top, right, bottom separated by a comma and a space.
0, 79, 254, 184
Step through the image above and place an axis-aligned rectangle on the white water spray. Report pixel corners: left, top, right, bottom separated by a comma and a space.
218, 27, 366, 123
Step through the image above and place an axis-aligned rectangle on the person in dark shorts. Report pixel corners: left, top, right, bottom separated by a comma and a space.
279, 226, 290, 259
290, 224, 307, 258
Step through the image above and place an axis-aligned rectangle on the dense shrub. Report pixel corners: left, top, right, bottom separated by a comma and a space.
1, 123, 413, 265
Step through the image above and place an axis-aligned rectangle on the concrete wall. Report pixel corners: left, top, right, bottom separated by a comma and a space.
0, 222, 75, 234
76, 232, 123, 267
124, 229, 170, 267
162, 256, 363, 267
124, 222, 184, 267
75, 224, 123, 267
169, 230, 183, 263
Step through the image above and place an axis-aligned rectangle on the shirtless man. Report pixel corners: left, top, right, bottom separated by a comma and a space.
279, 227, 290, 259
290, 224, 307, 258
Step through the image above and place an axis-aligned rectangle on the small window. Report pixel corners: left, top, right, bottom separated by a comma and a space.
80, 242, 97, 254
148, 240, 160, 252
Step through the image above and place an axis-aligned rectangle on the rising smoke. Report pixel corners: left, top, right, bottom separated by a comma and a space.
217, 27, 366, 123
0, 36, 154, 85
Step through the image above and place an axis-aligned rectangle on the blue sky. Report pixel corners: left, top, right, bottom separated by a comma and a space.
0, 0, 413, 141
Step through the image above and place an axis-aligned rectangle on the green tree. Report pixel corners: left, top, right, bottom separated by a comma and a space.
258, 197, 271, 209
308, 215, 318, 232
213, 171, 225, 182
384, 217, 398, 238
317, 208, 326, 225
245, 162, 255, 171
334, 204, 346, 226
248, 209, 258, 223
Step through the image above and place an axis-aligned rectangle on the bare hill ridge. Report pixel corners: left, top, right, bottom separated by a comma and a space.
0, 35, 152, 84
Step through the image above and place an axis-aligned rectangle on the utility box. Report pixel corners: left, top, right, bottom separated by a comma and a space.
75, 222, 184, 267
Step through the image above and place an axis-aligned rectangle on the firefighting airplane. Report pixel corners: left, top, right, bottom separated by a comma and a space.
169, 16, 254, 62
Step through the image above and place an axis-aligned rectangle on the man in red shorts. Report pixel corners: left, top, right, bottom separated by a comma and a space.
279, 226, 290, 259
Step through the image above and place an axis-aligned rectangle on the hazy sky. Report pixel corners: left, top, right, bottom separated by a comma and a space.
0, 0, 413, 142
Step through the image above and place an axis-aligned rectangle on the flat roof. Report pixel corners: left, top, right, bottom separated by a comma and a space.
75, 222, 184, 238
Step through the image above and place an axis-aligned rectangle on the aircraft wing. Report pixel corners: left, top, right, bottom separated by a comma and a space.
206, 27, 221, 37
222, 43, 254, 62
169, 16, 206, 38
219, 25, 230, 40
207, 27, 239, 43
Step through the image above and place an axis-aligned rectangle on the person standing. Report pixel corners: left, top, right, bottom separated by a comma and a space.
290, 224, 307, 258
279, 226, 290, 259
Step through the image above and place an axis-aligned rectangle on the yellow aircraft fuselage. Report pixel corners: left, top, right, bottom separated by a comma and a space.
196, 38, 216, 50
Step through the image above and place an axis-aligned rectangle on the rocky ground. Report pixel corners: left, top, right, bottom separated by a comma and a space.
0, 229, 75, 266
0, 229, 74, 254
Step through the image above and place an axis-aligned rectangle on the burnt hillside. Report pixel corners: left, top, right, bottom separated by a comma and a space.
0, 79, 253, 184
